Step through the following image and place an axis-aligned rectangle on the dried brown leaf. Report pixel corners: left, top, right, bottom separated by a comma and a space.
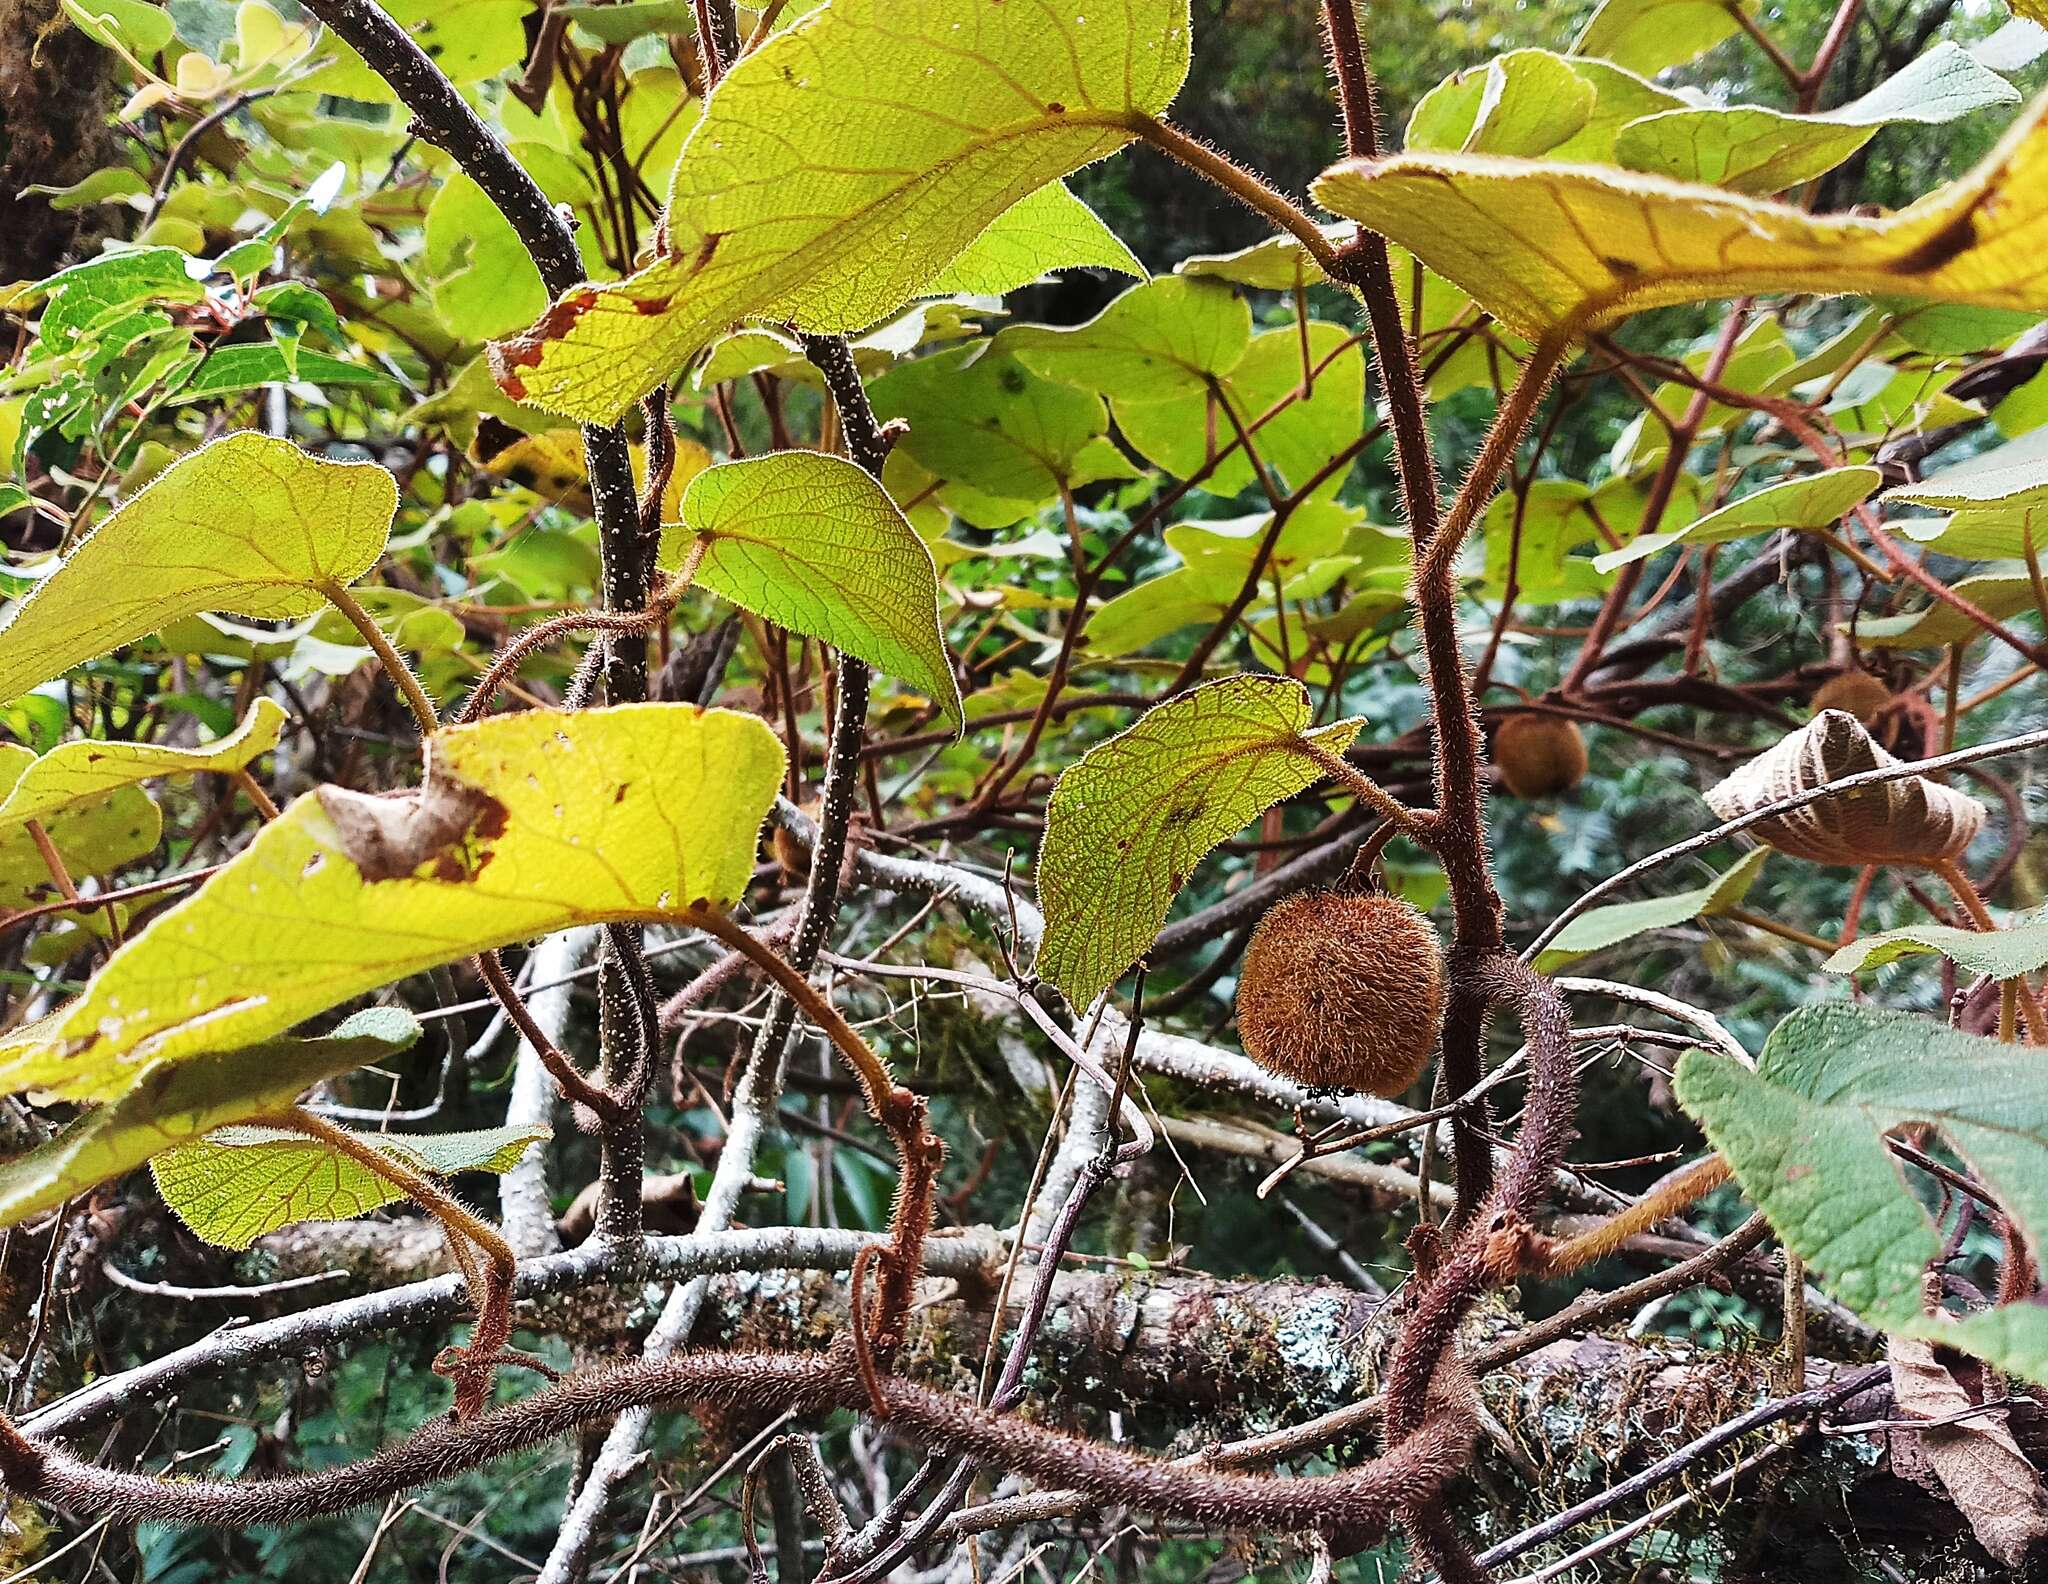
1889, 1336, 2048, 1568
1703, 710, 1985, 868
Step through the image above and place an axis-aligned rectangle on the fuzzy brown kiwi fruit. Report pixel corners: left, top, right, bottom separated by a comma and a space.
1810, 669, 1892, 726
1235, 890, 1444, 1097
1493, 711, 1588, 799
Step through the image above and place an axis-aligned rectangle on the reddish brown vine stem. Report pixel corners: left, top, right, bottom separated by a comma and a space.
0, 1346, 1475, 1543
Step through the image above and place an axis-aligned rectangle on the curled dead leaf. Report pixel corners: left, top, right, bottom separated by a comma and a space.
1704, 710, 1985, 868
1888, 1336, 2048, 1568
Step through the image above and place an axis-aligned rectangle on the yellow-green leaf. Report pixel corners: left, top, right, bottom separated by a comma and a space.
0, 698, 289, 908
1314, 93, 2048, 345
666, 453, 963, 729
487, 0, 1192, 424
1595, 467, 1881, 570
0, 705, 784, 1102
871, 346, 1133, 503
1115, 320, 1364, 498
1570, 0, 1756, 75
1036, 675, 1364, 1008
1407, 50, 1596, 159
306, 0, 529, 99
1856, 571, 2041, 648
0, 1008, 421, 1232
0, 433, 394, 703
1612, 44, 2018, 195
1001, 277, 1249, 404
924, 181, 1145, 297
153, 1121, 546, 1250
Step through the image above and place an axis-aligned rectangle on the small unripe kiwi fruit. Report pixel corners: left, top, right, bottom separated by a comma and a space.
1810, 669, 1892, 726
1493, 712, 1588, 800
1235, 889, 1445, 1097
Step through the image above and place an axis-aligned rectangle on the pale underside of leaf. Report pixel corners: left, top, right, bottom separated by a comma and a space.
1312, 94, 2048, 344
1035, 675, 1363, 1009
1594, 467, 1880, 570
0, 705, 785, 1102
675, 452, 964, 728
487, 0, 1191, 424
1826, 912, 2048, 980
153, 1121, 546, 1250
0, 432, 394, 703
0, 1008, 421, 1231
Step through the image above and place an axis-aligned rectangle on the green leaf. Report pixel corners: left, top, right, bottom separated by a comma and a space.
1826, 912, 2048, 980
1885, 424, 2048, 512
0, 1008, 422, 1232
0, 704, 784, 1102
153, 1121, 546, 1249
1036, 675, 1363, 1008
1855, 571, 2041, 648
1595, 467, 1881, 570
1176, 225, 1346, 290
1612, 45, 2018, 195
33, 247, 204, 356
1533, 846, 1769, 971
668, 452, 963, 729
0, 698, 288, 907
486, 0, 1191, 423
424, 149, 601, 343
164, 345, 391, 403
871, 346, 1132, 503
924, 181, 1145, 297
1001, 277, 1250, 404
556, 0, 696, 44
1115, 320, 1364, 498
0, 432, 395, 702
1675, 1004, 2048, 1386
1313, 95, 2048, 345
1407, 50, 1596, 159
1570, 0, 1756, 75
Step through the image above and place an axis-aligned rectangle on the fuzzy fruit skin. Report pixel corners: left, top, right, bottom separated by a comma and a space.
1493, 712, 1588, 799
1235, 890, 1445, 1097
1810, 670, 1892, 726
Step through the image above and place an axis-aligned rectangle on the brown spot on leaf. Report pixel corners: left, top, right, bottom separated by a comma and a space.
1047, 101, 1065, 114
1893, 207, 1981, 276
318, 777, 508, 884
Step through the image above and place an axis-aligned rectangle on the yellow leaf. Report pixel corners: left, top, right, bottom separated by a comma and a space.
0, 705, 784, 1101
0, 432, 394, 703
1313, 93, 2048, 345
487, 0, 1191, 424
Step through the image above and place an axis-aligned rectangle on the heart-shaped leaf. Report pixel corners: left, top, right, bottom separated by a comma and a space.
1313, 94, 2048, 344
154, 1121, 546, 1249
667, 452, 963, 730
1036, 675, 1364, 1008
0, 433, 394, 703
1676, 1004, 2048, 1387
